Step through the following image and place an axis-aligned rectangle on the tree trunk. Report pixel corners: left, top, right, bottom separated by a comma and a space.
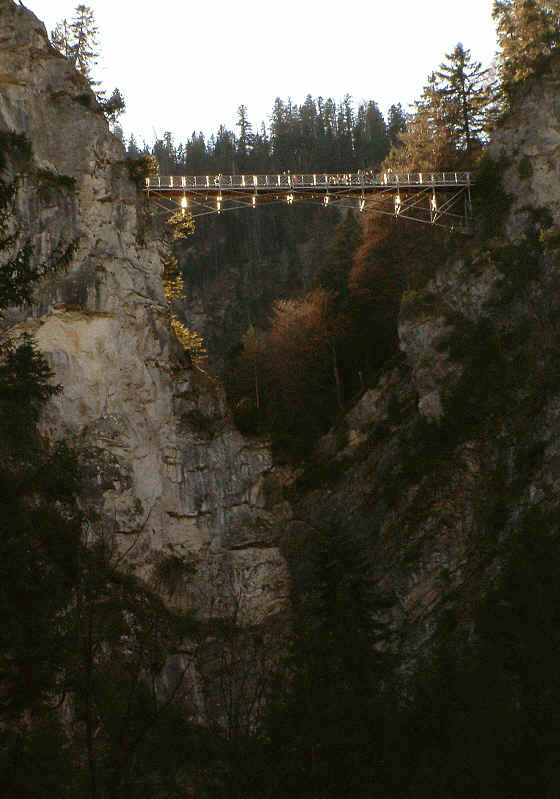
331, 340, 343, 410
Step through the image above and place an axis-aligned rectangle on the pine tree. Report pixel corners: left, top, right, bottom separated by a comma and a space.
0, 134, 82, 794
270, 97, 291, 171
236, 104, 253, 168
249, 123, 271, 172
384, 45, 490, 171
52, 5, 128, 116
153, 131, 178, 174
387, 103, 407, 148
51, 5, 99, 83
385, 72, 458, 171
353, 101, 390, 167
317, 208, 362, 302
263, 525, 393, 799
337, 94, 355, 167
213, 125, 237, 173
51, 18, 72, 58
493, 0, 560, 99
185, 131, 208, 173
68, 4, 99, 80
101, 87, 126, 126
436, 42, 490, 154
126, 134, 141, 159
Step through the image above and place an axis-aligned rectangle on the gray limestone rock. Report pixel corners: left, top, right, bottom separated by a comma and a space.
0, 0, 290, 712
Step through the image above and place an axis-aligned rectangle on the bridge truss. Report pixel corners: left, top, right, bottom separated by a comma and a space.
145, 171, 473, 231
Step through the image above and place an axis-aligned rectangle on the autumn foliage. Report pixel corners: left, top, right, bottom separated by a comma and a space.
224, 204, 451, 458
265, 290, 345, 447
226, 288, 344, 455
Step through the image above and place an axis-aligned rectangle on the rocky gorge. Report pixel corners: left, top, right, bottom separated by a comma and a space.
3, 0, 560, 792
0, 0, 291, 729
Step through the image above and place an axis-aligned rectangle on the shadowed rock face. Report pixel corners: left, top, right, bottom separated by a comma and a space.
0, 0, 290, 720
281, 64, 560, 661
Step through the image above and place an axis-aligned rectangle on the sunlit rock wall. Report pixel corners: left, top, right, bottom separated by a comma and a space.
0, 0, 289, 660
489, 57, 560, 238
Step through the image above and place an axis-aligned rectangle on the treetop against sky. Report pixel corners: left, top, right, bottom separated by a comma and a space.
28, 0, 498, 145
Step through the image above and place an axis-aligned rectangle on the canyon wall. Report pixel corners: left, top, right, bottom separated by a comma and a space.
4, 0, 560, 698
0, 0, 290, 721
286, 61, 560, 658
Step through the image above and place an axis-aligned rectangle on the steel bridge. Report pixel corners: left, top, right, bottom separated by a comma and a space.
145, 170, 473, 229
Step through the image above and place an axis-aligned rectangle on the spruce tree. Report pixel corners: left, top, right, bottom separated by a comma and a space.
0, 132, 83, 797
52, 5, 99, 83
385, 72, 458, 170
353, 101, 390, 167
236, 104, 254, 168
51, 18, 72, 58
436, 42, 490, 154
385, 44, 491, 171
68, 4, 99, 80
493, 0, 560, 99
387, 103, 407, 149
52, 5, 127, 114
317, 208, 362, 302
101, 87, 126, 126
263, 525, 393, 799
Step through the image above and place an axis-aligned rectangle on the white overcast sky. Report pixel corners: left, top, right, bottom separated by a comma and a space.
26, 0, 498, 147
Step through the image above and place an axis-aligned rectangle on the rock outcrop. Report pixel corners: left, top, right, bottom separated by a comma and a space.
285, 61, 560, 660
0, 0, 290, 719
489, 56, 560, 239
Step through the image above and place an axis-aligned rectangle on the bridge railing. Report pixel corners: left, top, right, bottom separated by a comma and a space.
145, 172, 472, 191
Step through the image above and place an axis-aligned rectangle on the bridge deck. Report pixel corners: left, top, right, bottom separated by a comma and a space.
145, 171, 472, 195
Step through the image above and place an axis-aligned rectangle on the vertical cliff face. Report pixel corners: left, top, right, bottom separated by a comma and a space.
488, 62, 560, 239
0, 0, 289, 699
5, 0, 560, 720
286, 60, 560, 660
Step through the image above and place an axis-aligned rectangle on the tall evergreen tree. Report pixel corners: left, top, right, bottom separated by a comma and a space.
385, 72, 458, 170
52, 5, 127, 115
262, 525, 393, 799
436, 42, 490, 153
153, 131, 178, 175
317, 208, 362, 302
384, 43, 491, 172
213, 124, 237, 173
185, 131, 208, 173
270, 97, 293, 171
69, 4, 98, 79
126, 133, 141, 159
387, 103, 407, 148
51, 17, 72, 58
236, 104, 253, 168
249, 123, 271, 172
494, 0, 560, 98
52, 5, 99, 82
354, 101, 390, 167
0, 134, 83, 797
